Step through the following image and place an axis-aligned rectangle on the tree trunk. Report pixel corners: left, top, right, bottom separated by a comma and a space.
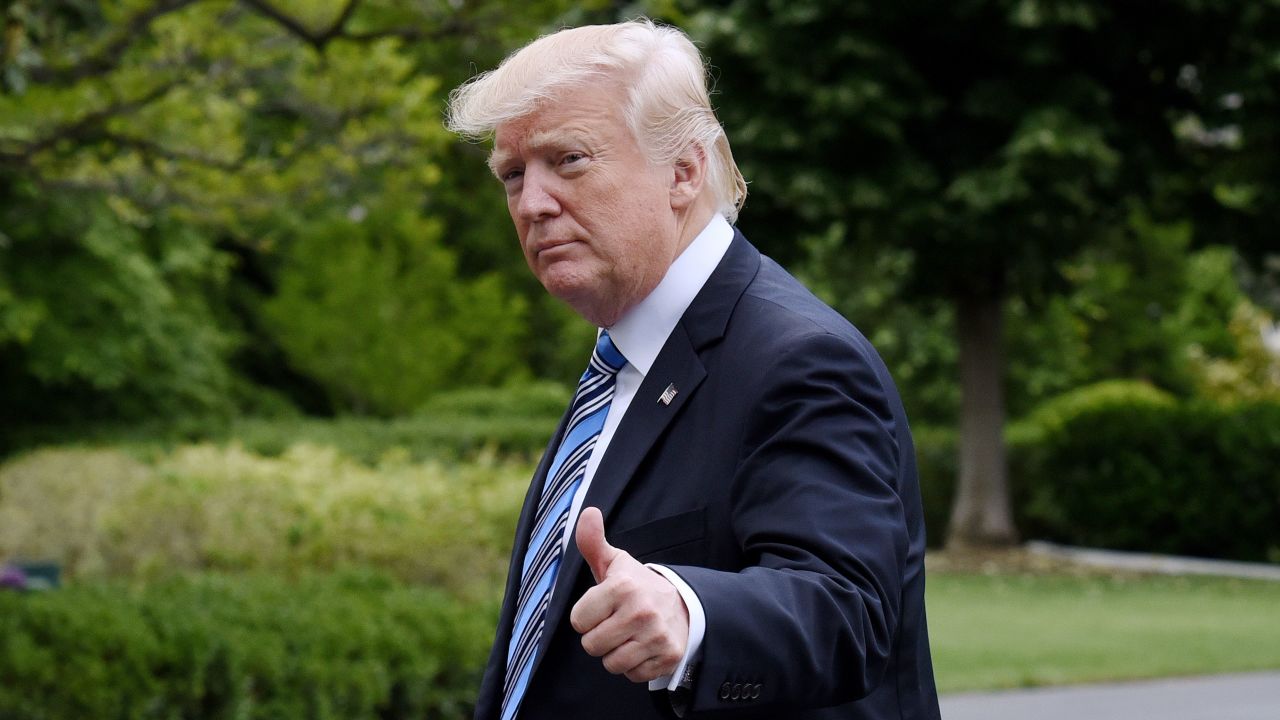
946, 293, 1018, 548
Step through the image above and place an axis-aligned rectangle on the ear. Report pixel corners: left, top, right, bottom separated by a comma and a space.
669, 142, 708, 211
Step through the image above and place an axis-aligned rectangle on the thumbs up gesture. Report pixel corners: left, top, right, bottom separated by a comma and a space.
570, 507, 690, 683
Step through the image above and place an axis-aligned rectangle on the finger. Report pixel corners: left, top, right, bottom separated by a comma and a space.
577, 599, 641, 656
623, 656, 676, 684
604, 642, 680, 683
569, 585, 614, 636
575, 506, 618, 583
599, 639, 652, 676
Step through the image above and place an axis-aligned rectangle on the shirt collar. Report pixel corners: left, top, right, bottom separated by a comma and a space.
606, 214, 734, 376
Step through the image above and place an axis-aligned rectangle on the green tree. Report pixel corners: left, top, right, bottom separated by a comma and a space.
667, 0, 1280, 546
0, 180, 237, 428
1, 0, 575, 430
263, 193, 530, 415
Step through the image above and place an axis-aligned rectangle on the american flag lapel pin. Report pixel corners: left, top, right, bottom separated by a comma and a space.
658, 383, 678, 405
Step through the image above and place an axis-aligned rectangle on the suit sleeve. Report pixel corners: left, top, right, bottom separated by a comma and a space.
668, 330, 909, 713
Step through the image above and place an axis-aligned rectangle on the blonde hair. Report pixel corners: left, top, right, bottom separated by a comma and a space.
446, 19, 747, 223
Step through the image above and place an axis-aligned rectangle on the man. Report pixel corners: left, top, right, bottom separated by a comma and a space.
447, 19, 940, 720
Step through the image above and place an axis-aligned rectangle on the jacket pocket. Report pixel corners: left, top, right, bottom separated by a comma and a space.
610, 507, 707, 561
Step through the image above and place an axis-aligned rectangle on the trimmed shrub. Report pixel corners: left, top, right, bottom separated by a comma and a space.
4, 382, 570, 465
1022, 387, 1280, 562
230, 381, 568, 463
1019, 379, 1177, 440
913, 381, 1280, 561
0, 572, 492, 720
0, 445, 529, 596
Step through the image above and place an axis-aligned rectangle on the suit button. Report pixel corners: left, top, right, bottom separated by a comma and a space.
731, 683, 742, 700
719, 682, 732, 700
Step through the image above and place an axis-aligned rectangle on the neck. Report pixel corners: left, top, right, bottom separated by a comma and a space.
672, 196, 719, 260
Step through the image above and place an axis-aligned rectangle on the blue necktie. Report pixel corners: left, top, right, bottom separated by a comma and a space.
501, 330, 627, 720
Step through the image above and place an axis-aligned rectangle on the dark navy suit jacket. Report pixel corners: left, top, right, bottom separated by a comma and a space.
475, 232, 941, 720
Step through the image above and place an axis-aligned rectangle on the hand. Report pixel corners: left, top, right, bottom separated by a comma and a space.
570, 506, 690, 683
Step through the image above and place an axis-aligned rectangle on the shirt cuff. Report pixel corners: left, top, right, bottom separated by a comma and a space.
644, 563, 705, 692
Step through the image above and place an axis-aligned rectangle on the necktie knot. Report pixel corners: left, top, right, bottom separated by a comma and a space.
587, 330, 627, 378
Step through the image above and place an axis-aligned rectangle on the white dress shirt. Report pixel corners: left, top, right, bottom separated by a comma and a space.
558, 213, 733, 691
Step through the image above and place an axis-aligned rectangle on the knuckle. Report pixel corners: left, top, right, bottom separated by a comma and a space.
612, 574, 638, 595
634, 605, 659, 624
663, 646, 681, 666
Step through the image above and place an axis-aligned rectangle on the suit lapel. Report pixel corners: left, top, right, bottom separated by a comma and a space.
529, 232, 763, 675
539, 323, 707, 650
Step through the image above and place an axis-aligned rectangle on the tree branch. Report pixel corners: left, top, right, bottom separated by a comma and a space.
16, 81, 182, 160
99, 133, 245, 171
236, 0, 471, 51
238, 0, 361, 52
28, 0, 203, 85
340, 18, 475, 44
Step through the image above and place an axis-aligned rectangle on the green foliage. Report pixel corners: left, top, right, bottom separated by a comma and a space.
798, 213, 1275, 425
0, 571, 492, 720
0, 443, 531, 598
1054, 210, 1198, 394
798, 228, 960, 423
4, 383, 569, 462
914, 379, 1280, 557
912, 422, 1042, 548
418, 381, 571, 419
667, 0, 1280, 545
1187, 300, 1280, 403
912, 425, 960, 547
224, 412, 558, 466
672, 0, 1280, 294
1022, 387, 1280, 561
263, 199, 530, 415
1, 0, 582, 428
1001, 225, 1266, 418
0, 181, 238, 425
1020, 380, 1177, 440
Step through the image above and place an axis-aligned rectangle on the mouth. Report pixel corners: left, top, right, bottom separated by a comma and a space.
532, 238, 580, 258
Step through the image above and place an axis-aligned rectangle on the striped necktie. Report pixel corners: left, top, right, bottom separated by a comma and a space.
501, 330, 627, 720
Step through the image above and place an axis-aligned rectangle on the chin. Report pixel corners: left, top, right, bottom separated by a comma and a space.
548, 286, 618, 326
537, 264, 591, 299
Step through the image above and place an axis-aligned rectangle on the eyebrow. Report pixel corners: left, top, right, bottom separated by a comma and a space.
486, 150, 507, 178
487, 126, 597, 178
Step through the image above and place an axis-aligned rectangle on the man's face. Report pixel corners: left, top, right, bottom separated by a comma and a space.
490, 80, 681, 327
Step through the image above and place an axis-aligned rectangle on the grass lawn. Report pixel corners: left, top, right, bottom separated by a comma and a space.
926, 562, 1280, 693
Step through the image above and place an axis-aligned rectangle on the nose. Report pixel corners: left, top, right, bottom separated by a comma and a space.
513, 165, 561, 222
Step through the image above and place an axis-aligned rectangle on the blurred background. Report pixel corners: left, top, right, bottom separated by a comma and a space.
1, 1, 1278, 717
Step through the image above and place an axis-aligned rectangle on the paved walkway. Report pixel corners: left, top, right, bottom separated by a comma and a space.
1026, 542, 1280, 582
940, 671, 1280, 720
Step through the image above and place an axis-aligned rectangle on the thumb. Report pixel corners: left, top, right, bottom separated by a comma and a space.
575, 507, 619, 583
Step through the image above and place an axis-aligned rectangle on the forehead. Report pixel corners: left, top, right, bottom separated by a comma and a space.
490, 81, 632, 162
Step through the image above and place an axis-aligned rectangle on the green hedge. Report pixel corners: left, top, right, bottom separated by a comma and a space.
916, 381, 1280, 561
1024, 393, 1280, 562
3, 383, 569, 464
0, 572, 492, 720
0, 445, 528, 597
228, 383, 568, 463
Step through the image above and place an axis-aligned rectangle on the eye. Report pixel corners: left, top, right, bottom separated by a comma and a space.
500, 167, 523, 183
560, 152, 587, 167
